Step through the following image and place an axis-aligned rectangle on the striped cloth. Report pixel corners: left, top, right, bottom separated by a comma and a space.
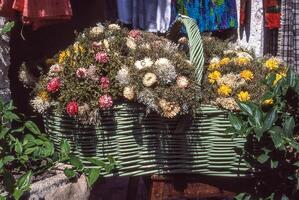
277, 0, 299, 72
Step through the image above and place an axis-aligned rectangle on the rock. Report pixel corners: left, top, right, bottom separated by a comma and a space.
28, 164, 90, 200
0, 18, 11, 102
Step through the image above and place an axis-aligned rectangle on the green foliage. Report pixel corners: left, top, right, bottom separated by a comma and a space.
0, 22, 14, 35
229, 68, 299, 199
0, 98, 116, 199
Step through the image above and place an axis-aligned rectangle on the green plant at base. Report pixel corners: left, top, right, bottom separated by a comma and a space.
0, 98, 117, 199
229, 69, 299, 200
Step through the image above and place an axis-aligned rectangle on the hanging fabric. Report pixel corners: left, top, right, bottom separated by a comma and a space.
277, 0, 299, 72
0, 0, 72, 30
264, 0, 281, 29
0, 0, 15, 19
117, 0, 173, 33
176, 0, 238, 32
239, 0, 248, 26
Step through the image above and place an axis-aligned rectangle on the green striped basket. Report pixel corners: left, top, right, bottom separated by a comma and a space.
44, 15, 252, 177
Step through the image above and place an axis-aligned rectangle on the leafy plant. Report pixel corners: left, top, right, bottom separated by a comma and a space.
0, 21, 14, 35
229, 69, 299, 199
0, 98, 117, 199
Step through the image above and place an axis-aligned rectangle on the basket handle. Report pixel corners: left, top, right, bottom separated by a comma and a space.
168, 15, 205, 85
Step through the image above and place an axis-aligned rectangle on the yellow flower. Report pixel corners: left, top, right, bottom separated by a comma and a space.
219, 57, 230, 66
37, 91, 49, 101
73, 42, 85, 54
235, 57, 251, 66
58, 50, 70, 64
217, 84, 232, 97
208, 71, 222, 84
208, 57, 220, 70
237, 91, 250, 102
240, 70, 254, 81
263, 99, 274, 105
273, 73, 286, 85
265, 57, 280, 70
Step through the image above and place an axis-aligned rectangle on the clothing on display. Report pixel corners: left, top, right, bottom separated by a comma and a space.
278, 0, 299, 72
0, 0, 72, 30
264, 0, 281, 29
176, 0, 238, 32
117, 0, 173, 33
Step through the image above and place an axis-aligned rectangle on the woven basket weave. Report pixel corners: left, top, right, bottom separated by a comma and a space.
44, 15, 251, 177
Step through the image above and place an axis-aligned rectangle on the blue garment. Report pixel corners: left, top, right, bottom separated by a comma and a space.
117, 0, 173, 33
176, 0, 238, 32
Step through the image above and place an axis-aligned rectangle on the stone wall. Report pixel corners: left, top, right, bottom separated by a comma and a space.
0, 17, 10, 102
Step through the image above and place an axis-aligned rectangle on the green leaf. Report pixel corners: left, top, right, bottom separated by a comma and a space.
3, 172, 16, 193
16, 171, 32, 191
60, 139, 70, 159
294, 161, 299, 167
0, 21, 15, 35
0, 195, 7, 200
25, 121, 41, 135
287, 69, 296, 87
270, 160, 279, 168
237, 102, 255, 116
3, 156, 15, 164
0, 99, 3, 113
86, 158, 106, 167
234, 193, 251, 200
24, 147, 37, 155
15, 139, 23, 155
254, 127, 264, 141
64, 168, 76, 178
11, 126, 25, 134
269, 126, 283, 148
257, 153, 270, 164
87, 168, 101, 188
228, 113, 243, 131
12, 190, 23, 200
0, 127, 9, 139
253, 107, 263, 127
3, 111, 20, 122
263, 108, 278, 131
283, 116, 295, 138
70, 156, 83, 170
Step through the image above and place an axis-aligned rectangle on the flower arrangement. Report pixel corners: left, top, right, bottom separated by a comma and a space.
201, 49, 272, 111
30, 23, 199, 124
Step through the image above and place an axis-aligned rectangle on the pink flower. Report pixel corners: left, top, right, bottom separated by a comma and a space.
129, 30, 141, 40
100, 76, 110, 89
47, 77, 61, 93
76, 67, 87, 79
66, 101, 78, 116
49, 64, 62, 73
95, 52, 109, 64
98, 94, 113, 109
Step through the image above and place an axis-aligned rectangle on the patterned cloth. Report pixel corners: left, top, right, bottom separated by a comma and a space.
277, 0, 299, 72
117, 0, 173, 33
176, 0, 238, 32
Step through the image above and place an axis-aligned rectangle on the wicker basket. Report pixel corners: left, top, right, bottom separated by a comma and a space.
44, 15, 251, 177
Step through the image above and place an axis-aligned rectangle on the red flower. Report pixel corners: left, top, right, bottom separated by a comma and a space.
47, 77, 61, 93
66, 101, 78, 116
95, 52, 109, 63
129, 30, 141, 40
98, 94, 113, 109
100, 76, 110, 89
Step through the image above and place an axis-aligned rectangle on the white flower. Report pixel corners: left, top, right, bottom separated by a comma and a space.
116, 66, 130, 85
108, 24, 121, 30
237, 52, 253, 60
143, 73, 158, 87
76, 67, 87, 79
31, 97, 51, 113
49, 64, 62, 76
126, 37, 137, 50
87, 65, 98, 81
210, 57, 220, 65
90, 26, 105, 36
134, 57, 153, 70
123, 86, 135, 101
155, 58, 177, 84
141, 43, 151, 50
155, 58, 171, 67
223, 50, 235, 55
176, 76, 189, 88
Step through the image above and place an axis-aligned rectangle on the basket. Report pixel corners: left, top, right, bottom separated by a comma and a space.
44, 15, 252, 177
